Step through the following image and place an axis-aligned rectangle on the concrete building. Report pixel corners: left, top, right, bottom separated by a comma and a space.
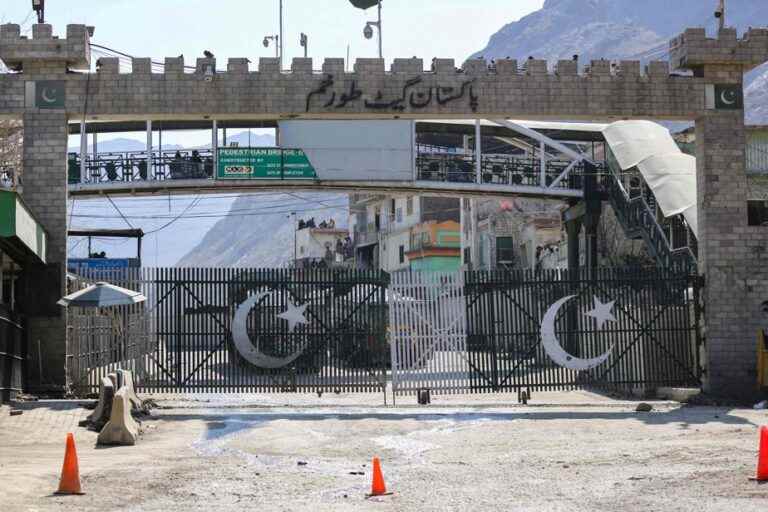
294, 225, 349, 269
349, 194, 460, 273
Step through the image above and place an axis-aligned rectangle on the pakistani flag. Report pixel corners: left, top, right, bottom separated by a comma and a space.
706, 84, 743, 110
34, 80, 66, 109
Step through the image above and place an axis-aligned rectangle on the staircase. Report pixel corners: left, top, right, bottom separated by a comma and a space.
602, 157, 697, 273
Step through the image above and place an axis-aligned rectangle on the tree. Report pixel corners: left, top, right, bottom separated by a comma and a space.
0, 119, 23, 189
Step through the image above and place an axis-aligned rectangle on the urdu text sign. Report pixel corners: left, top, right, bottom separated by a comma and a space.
217, 148, 317, 180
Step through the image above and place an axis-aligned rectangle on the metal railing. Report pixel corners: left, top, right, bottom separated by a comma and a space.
70, 149, 215, 184
603, 154, 696, 272
416, 153, 598, 189
71, 147, 598, 192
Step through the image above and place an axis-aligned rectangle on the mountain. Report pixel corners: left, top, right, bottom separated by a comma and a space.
176, 193, 349, 268
472, 0, 768, 123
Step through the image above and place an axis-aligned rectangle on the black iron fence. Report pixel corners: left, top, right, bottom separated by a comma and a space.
69, 268, 389, 394
68, 266, 701, 397
0, 305, 25, 402
464, 266, 701, 394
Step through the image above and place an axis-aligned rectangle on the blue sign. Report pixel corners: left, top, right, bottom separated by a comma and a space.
68, 258, 138, 272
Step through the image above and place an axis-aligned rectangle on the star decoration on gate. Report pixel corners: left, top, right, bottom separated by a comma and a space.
277, 301, 309, 332
584, 297, 616, 330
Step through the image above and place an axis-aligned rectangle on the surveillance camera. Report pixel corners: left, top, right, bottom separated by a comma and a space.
263, 38, 270, 48
363, 24, 374, 40
714, 10, 723, 18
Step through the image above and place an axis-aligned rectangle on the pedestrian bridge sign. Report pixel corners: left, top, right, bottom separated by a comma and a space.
217, 148, 317, 180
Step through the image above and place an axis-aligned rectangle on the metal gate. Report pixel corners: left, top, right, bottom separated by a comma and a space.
389, 271, 470, 394
68, 268, 388, 394
390, 267, 701, 396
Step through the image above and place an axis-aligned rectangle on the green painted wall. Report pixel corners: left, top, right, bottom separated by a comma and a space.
0, 190, 15, 237
410, 256, 460, 272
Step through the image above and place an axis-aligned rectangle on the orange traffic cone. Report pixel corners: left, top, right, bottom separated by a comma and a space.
370, 457, 387, 496
55, 433, 84, 495
757, 426, 768, 482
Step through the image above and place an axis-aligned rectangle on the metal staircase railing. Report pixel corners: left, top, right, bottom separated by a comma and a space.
602, 155, 697, 273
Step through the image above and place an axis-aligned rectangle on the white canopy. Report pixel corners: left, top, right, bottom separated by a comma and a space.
602, 120, 697, 237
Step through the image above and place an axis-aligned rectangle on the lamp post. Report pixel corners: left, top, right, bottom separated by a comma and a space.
300, 33, 309, 58
715, 0, 726, 31
279, 0, 284, 70
362, 1, 383, 59
32, 0, 44, 24
263, 35, 280, 59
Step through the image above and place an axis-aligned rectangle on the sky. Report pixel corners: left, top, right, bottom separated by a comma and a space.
6, 0, 544, 146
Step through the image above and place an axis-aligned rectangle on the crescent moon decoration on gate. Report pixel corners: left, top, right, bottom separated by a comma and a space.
540, 295, 616, 371
232, 290, 309, 369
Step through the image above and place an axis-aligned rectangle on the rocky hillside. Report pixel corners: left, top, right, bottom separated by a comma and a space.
472, 0, 768, 123
176, 193, 349, 268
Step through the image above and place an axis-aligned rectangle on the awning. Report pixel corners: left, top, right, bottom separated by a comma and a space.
603, 120, 698, 237
0, 190, 47, 265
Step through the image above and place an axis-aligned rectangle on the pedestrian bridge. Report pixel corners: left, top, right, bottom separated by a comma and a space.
67, 119, 599, 200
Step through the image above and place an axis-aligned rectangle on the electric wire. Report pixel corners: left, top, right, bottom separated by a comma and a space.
105, 194, 135, 229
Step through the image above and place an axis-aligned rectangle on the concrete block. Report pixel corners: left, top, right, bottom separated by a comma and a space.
86, 376, 114, 425
116, 369, 143, 411
656, 387, 701, 403
97, 387, 140, 446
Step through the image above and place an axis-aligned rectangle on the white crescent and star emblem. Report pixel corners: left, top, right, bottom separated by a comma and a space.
41, 88, 58, 104
720, 89, 737, 105
231, 290, 310, 368
539, 295, 616, 371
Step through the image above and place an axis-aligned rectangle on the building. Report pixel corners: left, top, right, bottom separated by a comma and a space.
294, 224, 349, 269
406, 220, 461, 271
349, 194, 460, 273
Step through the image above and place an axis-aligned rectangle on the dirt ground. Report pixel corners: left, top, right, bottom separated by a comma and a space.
1, 391, 767, 511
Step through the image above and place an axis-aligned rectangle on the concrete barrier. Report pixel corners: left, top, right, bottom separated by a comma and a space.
86, 376, 115, 427
656, 387, 701, 403
116, 369, 143, 411
97, 387, 140, 446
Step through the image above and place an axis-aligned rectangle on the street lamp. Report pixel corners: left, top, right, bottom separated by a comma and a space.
349, 0, 382, 59
32, 0, 44, 23
300, 32, 309, 58
363, 1, 383, 59
263, 35, 280, 59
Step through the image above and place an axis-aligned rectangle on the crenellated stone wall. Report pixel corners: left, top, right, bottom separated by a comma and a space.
0, 23, 712, 121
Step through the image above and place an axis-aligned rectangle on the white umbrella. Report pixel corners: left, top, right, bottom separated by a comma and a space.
58, 282, 146, 308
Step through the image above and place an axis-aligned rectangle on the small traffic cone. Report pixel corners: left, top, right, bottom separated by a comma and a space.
55, 433, 84, 495
757, 426, 768, 482
370, 457, 387, 496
